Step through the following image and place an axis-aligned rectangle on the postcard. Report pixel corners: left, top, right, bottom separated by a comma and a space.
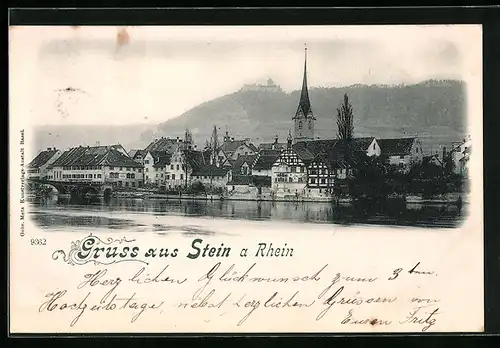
8, 24, 483, 333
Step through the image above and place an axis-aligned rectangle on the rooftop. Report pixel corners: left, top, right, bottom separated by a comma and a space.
28, 148, 59, 169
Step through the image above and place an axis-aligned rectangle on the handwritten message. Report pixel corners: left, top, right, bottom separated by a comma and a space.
41, 234, 443, 331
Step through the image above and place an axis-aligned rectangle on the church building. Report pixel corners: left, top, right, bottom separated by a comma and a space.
293, 46, 316, 143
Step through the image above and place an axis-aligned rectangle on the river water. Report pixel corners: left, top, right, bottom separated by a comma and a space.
28, 194, 466, 231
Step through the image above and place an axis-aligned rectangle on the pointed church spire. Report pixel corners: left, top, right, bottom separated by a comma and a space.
294, 44, 313, 120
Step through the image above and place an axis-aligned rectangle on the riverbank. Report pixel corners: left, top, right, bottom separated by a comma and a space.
111, 190, 466, 205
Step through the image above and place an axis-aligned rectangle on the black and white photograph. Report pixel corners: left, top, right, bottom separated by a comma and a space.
9, 23, 485, 334
23, 26, 472, 230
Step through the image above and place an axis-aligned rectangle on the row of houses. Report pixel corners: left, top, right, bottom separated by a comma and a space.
26, 133, 470, 198
26, 144, 144, 188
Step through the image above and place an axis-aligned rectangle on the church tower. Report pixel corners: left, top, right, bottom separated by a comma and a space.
293, 45, 315, 143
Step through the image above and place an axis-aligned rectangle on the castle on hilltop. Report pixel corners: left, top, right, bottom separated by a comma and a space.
240, 78, 283, 92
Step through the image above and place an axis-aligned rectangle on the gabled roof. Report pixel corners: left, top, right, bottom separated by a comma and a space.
253, 149, 281, 170
232, 154, 258, 173
28, 149, 59, 169
219, 140, 258, 154
148, 150, 170, 160
184, 150, 206, 169
51, 145, 141, 168
292, 139, 339, 163
378, 138, 416, 156
131, 149, 147, 159
102, 149, 143, 168
422, 154, 443, 167
350, 137, 376, 152
145, 137, 182, 154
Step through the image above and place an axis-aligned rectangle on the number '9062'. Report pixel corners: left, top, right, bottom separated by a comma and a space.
30, 238, 46, 246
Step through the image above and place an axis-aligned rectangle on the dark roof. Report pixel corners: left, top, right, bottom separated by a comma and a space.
350, 137, 376, 152
145, 137, 182, 153
422, 154, 443, 167
219, 140, 258, 154
28, 149, 59, 169
184, 150, 206, 169
253, 150, 281, 170
131, 149, 147, 159
52, 145, 141, 168
293, 139, 339, 163
232, 154, 258, 172
149, 150, 170, 160
378, 138, 416, 156
103, 149, 143, 168
293, 47, 314, 120
292, 138, 376, 168
153, 156, 171, 168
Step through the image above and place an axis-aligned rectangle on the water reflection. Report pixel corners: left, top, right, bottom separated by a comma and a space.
29, 194, 465, 229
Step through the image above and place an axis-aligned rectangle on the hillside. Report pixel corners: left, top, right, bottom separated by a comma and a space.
150, 79, 467, 153
32, 79, 467, 156
33, 124, 154, 154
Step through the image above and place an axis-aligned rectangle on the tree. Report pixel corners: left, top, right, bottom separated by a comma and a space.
210, 125, 219, 166
336, 94, 354, 141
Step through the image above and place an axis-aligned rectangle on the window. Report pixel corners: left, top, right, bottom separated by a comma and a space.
373, 143, 376, 150
180, 174, 184, 180
400, 155, 405, 159
176, 164, 180, 170
127, 167, 131, 171
131, 173, 135, 179
319, 189, 322, 193
109, 166, 114, 170
127, 173, 131, 179
296, 167, 300, 173
120, 167, 123, 171
320, 178, 325, 184
125, 182, 129, 187
131, 182, 135, 187
298, 121, 303, 129
166, 175, 170, 180
145, 168, 148, 172
97, 174, 102, 178
289, 177, 293, 182
172, 174, 175, 180
145, 160, 149, 164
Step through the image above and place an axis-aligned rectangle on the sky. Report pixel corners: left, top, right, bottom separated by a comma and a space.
9, 25, 480, 126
